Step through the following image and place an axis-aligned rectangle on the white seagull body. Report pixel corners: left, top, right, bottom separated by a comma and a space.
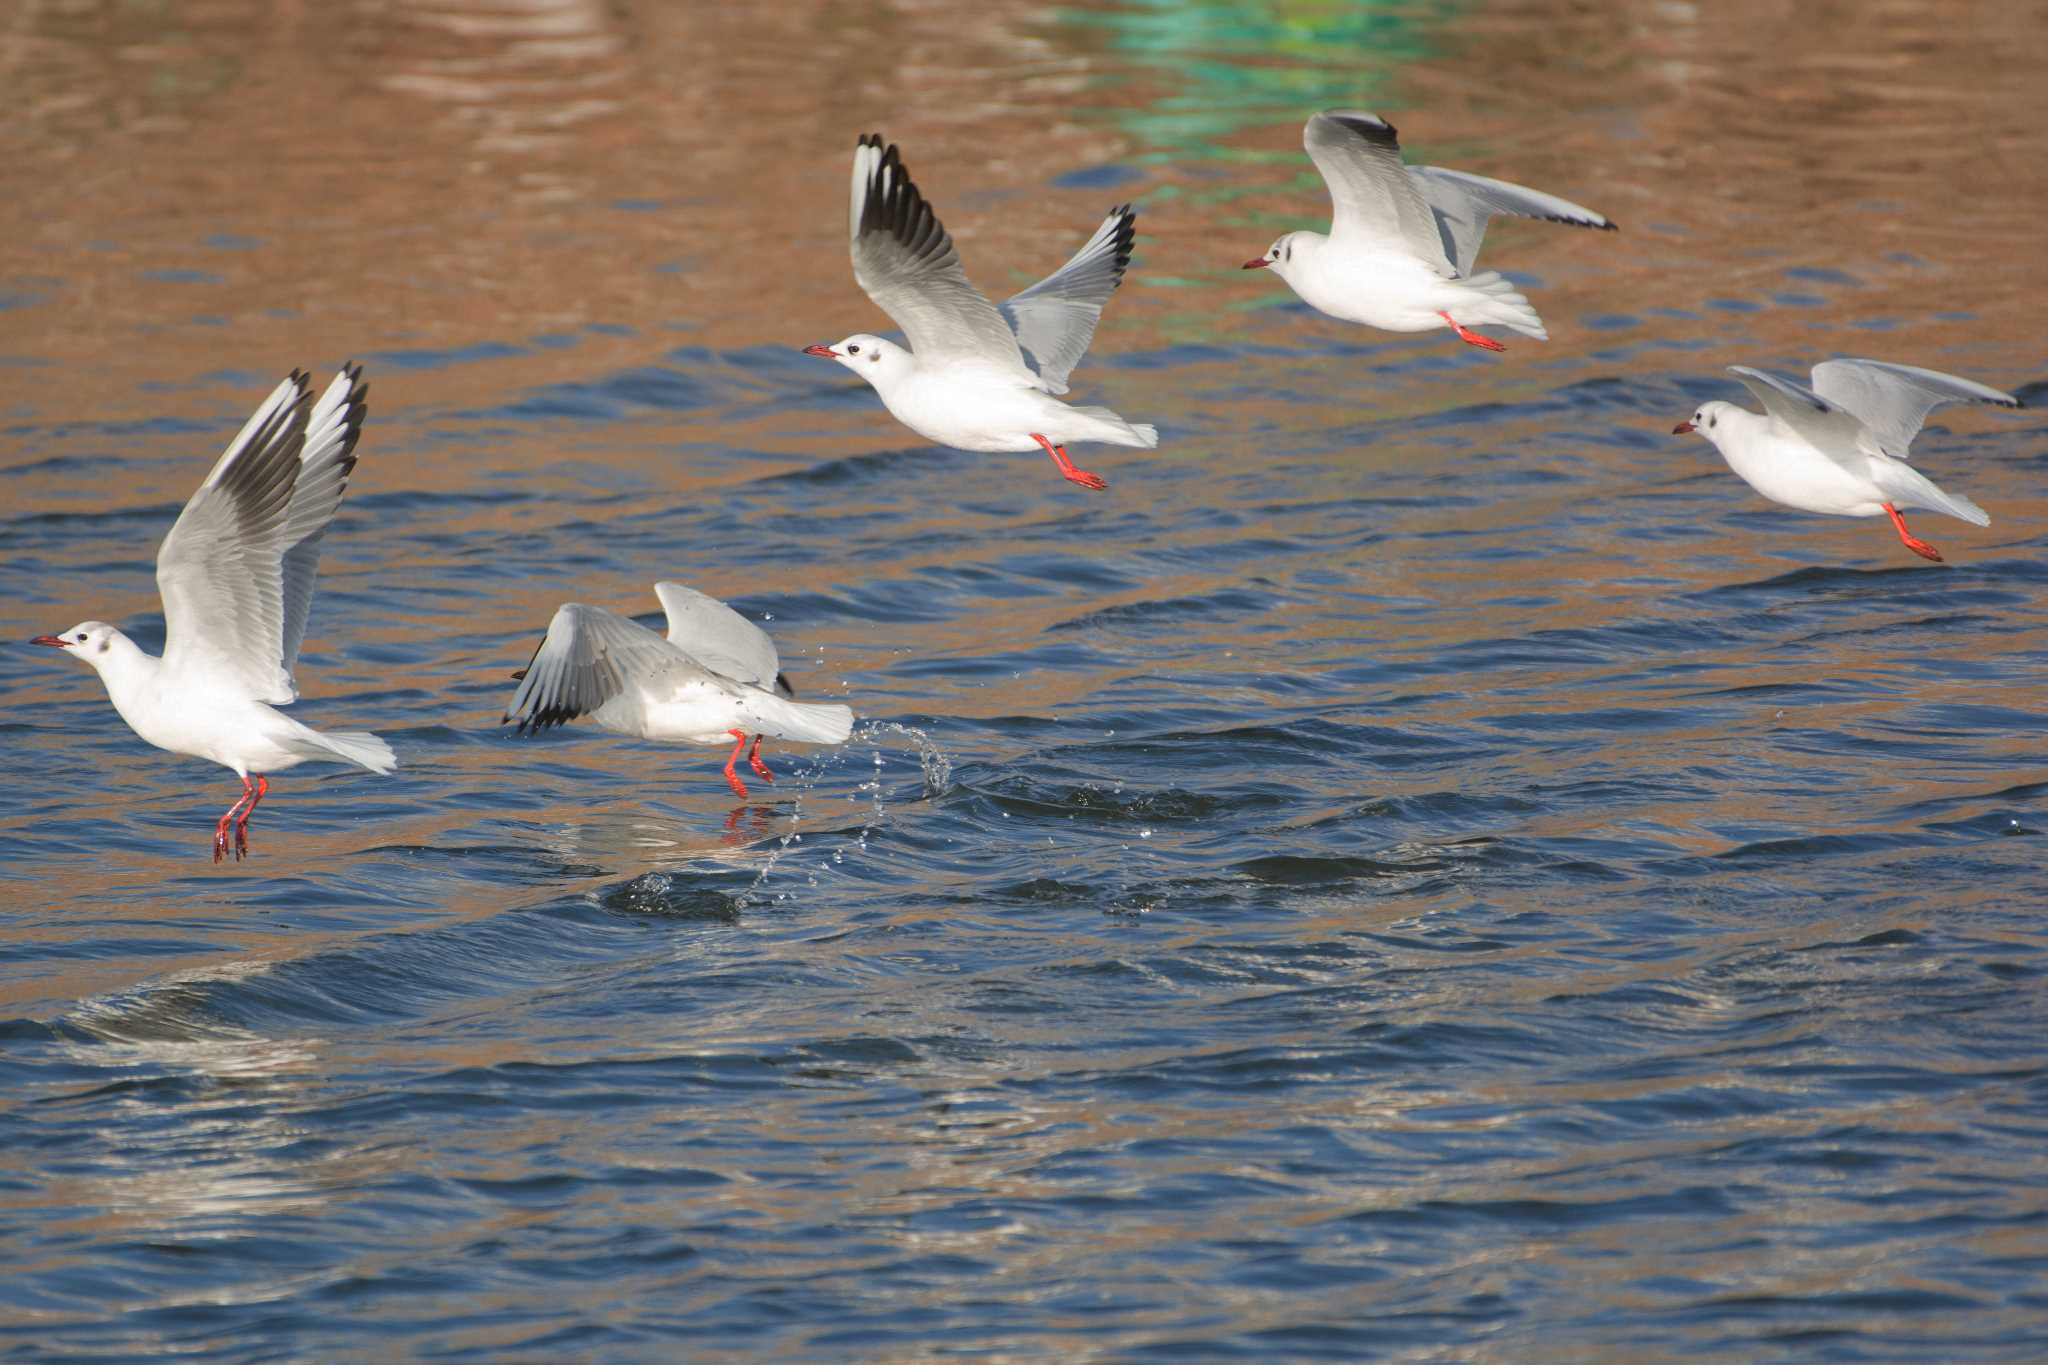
1244, 110, 1616, 351
33, 367, 396, 862
1674, 359, 2023, 562
503, 582, 854, 800
805, 133, 1156, 491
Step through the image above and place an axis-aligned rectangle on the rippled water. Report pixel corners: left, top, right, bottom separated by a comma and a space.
5, 0, 2048, 1358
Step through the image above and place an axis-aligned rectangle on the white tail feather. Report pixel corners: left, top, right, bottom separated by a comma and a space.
1876, 461, 1990, 527
1458, 271, 1548, 340
744, 694, 854, 747
315, 729, 398, 774
1071, 406, 1160, 448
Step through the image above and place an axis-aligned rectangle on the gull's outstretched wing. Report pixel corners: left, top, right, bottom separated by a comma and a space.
1810, 358, 2023, 462
1303, 111, 1448, 271
503, 603, 708, 735
1000, 205, 1136, 395
850, 134, 1030, 375
1407, 165, 1616, 276
653, 581, 785, 693
278, 364, 368, 677
155, 372, 314, 703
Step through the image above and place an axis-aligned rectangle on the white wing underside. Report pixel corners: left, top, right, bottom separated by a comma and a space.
1809, 358, 2022, 462
1305, 111, 1450, 271
154, 366, 366, 704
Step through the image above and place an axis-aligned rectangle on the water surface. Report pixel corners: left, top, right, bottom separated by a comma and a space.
4, 0, 2048, 1358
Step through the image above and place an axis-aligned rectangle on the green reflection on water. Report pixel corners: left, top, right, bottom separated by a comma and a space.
1053, 0, 1456, 160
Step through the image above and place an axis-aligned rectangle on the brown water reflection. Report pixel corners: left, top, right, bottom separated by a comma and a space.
6, 1, 2042, 403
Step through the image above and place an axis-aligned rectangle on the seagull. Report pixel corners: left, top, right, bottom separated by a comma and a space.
502, 581, 854, 800
1674, 359, 2023, 562
31, 367, 396, 863
803, 133, 1156, 492
1242, 110, 1616, 351
1679, 360, 2015, 564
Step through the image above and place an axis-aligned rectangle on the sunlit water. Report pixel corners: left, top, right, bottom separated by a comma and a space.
4, 0, 2048, 1358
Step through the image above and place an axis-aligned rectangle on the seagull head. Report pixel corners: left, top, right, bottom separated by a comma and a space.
1672, 401, 1735, 441
803, 334, 910, 388
1243, 233, 1304, 276
30, 620, 119, 668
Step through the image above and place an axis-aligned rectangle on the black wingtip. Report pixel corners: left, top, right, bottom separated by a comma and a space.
858, 131, 883, 151
858, 136, 948, 262
509, 668, 528, 680
1325, 110, 1399, 149
1107, 203, 1138, 282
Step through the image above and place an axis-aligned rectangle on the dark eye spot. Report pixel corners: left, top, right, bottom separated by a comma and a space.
847, 345, 860, 355
74, 633, 86, 642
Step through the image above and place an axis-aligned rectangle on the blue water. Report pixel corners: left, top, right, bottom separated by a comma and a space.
7, 1, 2048, 1359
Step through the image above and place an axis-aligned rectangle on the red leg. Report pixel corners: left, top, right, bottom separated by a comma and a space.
1439, 312, 1506, 352
214, 776, 256, 864
233, 775, 269, 860
722, 729, 751, 799
1029, 432, 1108, 492
747, 734, 775, 783
1882, 503, 1943, 562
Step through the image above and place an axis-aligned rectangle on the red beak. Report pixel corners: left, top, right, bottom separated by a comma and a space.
802, 344, 839, 359
1241, 258, 1270, 270
29, 635, 69, 648
1672, 420, 1696, 435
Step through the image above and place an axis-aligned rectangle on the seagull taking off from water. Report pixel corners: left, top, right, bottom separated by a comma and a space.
1243, 110, 1615, 351
503, 582, 854, 800
32, 367, 396, 863
804, 133, 1156, 492
1675, 359, 2023, 562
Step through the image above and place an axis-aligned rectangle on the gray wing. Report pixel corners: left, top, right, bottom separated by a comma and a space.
1729, 366, 1871, 468
1810, 358, 2023, 461
155, 371, 313, 703
1407, 165, 1616, 276
278, 364, 368, 676
1302, 111, 1448, 270
653, 581, 780, 688
999, 205, 1136, 395
503, 603, 708, 735
850, 134, 1031, 374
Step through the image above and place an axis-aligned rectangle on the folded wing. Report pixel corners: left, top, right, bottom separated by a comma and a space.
1000, 205, 1136, 395
1810, 358, 2023, 461
156, 372, 314, 703
1303, 111, 1448, 271
1407, 166, 1615, 277
850, 134, 1030, 374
